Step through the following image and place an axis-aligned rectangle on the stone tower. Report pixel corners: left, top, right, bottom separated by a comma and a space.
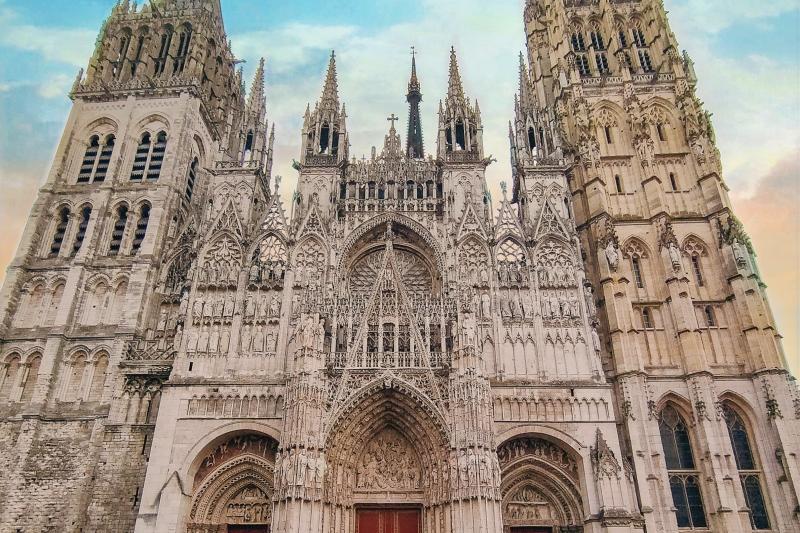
517, 0, 799, 531
0, 1, 797, 533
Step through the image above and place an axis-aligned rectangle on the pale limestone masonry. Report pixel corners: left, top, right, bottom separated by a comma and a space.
0, 1, 797, 532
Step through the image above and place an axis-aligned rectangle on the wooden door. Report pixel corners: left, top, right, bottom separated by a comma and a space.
510, 527, 553, 533
356, 508, 421, 533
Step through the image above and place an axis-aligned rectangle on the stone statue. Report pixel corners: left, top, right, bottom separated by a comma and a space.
731, 238, 748, 269
591, 326, 602, 354
179, 291, 189, 316
668, 242, 682, 272
463, 312, 476, 346
249, 262, 260, 284
480, 293, 491, 318
269, 295, 281, 318
605, 240, 619, 271
584, 285, 597, 317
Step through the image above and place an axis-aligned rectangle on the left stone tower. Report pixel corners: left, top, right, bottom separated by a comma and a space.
0, 1, 262, 531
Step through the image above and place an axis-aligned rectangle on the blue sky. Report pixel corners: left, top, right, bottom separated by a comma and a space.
0, 0, 798, 371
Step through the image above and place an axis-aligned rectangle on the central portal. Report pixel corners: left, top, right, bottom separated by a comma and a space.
356, 508, 421, 533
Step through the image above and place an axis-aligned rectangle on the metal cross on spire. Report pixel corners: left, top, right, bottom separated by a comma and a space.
387, 113, 399, 130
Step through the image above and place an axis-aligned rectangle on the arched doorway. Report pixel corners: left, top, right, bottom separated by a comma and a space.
498, 436, 585, 533
324, 382, 450, 532
187, 433, 278, 533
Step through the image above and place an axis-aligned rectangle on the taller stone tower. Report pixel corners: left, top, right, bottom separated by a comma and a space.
517, 0, 799, 531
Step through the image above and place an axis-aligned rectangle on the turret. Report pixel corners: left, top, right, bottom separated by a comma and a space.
436, 47, 483, 160
300, 51, 348, 165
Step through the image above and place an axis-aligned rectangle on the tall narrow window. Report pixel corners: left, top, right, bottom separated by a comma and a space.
632, 27, 647, 48
114, 33, 131, 79
571, 32, 586, 52
109, 205, 128, 255
605, 126, 613, 144
660, 405, 708, 529
595, 52, 610, 74
657, 123, 667, 142
173, 24, 192, 73
590, 30, 606, 50
154, 27, 173, 77
185, 158, 198, 202
571, 31, 590, 77
50, 207, 70, 257
691, 256, 704, 287
576, 55, 591, 77
131, 203, 150, 254
669, 172, 679, 191
147, 132, 167, 180
243, 130, 254, 162
130, 35, 145, 77
632, 256, 645, 288
72, 206, 92, 255
641, 307, 653, 329
528, 127, 537, 150
382, 323, 395, 353
722, 405, 771, 530
93, 135, 114, 183
614, 175, 623, 193
618, 30, 628, 48
319, 123, 330, 153
130, 133, 151, 181
455, 120, 466, 150
704, 306, 716, 327
639, 50, 654, 72
77, 136, 100, 184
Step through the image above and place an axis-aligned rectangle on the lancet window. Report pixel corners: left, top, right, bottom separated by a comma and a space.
131, 203, 151, 254
659, 405, 707, 529
78, 134, 114, 184
722, 404, 771, 530
154, 26, 173, 77
173, 24, 192, 74
50, 207, 70, 257
130, 131, 167, 181
72, 205, 92, 256
108, 204, 129, 255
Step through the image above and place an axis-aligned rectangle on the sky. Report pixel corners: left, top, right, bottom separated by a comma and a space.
0, 0, 797, 373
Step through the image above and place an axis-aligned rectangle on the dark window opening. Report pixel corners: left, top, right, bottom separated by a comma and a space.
72, 206, 92, 255
571, 32, 586, 52
185, 158, 198, 202
632, 256, 645, 289
614, 174, 623, 193
704, 306, 716, 327
669, 172, 678, 191
131, 203, 150, 254
339, 182, 347, 200
332, 131, 340, 156
692, 256, 704, 287
639, 50, 654, 73
147, 131, 167, 181
154, 28, 173, 76
109, 205, 128, 255
455, 121, 466, 150
657, 123, 667, 142
576, 54, 591, 77
319, 123, 330, 153
173, 25, 192, 73
78, 136, 100, 184
641, 307, 653, 329
130, 133, 151, 181
596, 52, 610, 75
114, 35, 131, 79
527, 127, 537, 150
605, 126, 613, 144
50, 207, 70, 257
94, 135, 115, 183
445, 127, 453, 152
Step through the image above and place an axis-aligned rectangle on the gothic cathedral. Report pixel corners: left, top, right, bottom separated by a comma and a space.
0, 1, 797, 532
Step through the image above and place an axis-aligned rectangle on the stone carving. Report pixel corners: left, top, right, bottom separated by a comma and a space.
356, 430, 421, 491
498, 438, 579, 478
225, 486, 271, 524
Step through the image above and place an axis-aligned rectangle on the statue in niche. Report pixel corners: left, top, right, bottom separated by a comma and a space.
731, 238, 748, 269
259, 294, 269, 318
209, 325, 220, 353
252, 325, 265, 353
480, 293, 491, 318
316, 319, 326, 351
584, 284, 597, 317
174, 324, 183, 351
157, 309, 168, 331
224, 294, 235, 317
249, 261, 260, 284
298, 315, 317, 350
591, 326, 602, 354
220, 328, 230, 353
269, 295, 281, 318
193, 298, 204, 320
179, 290, 189, 316
510, 297, 521, 318
605, 240, 620, 271
198, 325, 210, 352
463, 312, 476, 346
187, 328, 198, 352
245, 295, 256, 317
241, 324, 252, 351
668, 241, 682, 272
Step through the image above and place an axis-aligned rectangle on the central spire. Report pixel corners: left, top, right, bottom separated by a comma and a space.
406, 47, 425, 159
447, 46, 465, 102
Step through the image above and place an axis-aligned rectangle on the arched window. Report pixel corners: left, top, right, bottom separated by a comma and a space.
455, 120, 466, 150
527, 126, 537, 150
19, 355, 41, 403
173, 24, 192, 74
319, 123, 330, 153
704, 306, 716, 327
641, 307, 653, 329
339, 181, 347, 200
669, 172, 679, 191
657, 122, 667, 142
72, 205, 92, 256
691, 255, 705, 287
113, 31, 131, 79
591, 28, 609, 75
614, 174, 623, 193
154, 26, 173, 76
130, 133, 151, 181
45, 283, 64, 326
722, 404, 771, 530
94, 134, 114, 183
632, 256, 645, 288
185, 157, 198, 202
382, 323, 395, 353
659, 405, 707, 529
87, 354, 108, 402
0, 355, 21, 402
131, 203, 151, 254
50, 207, 70, 257
604, 126, 613, 144
109, 205, 129, 255
64, 353, 87, 402
571, 31, 586, 52
631, 26, 654, 73
130, 34, 146, 77
148, 132, 167, 180
77, 136, 100, 183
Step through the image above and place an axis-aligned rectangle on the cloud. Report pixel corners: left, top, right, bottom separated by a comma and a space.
37, 73, 73, 99
0, 7, 95, 67
668, 0, 798, 34
730, 155, 800, 373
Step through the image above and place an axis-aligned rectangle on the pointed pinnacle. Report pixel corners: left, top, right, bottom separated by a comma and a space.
247, 57, 266, 111
447, 46, 465, 100
320, 50, 339, 109
408, 49, 421, 94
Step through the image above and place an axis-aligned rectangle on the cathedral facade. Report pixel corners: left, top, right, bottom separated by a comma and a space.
0, 1, 798, 532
